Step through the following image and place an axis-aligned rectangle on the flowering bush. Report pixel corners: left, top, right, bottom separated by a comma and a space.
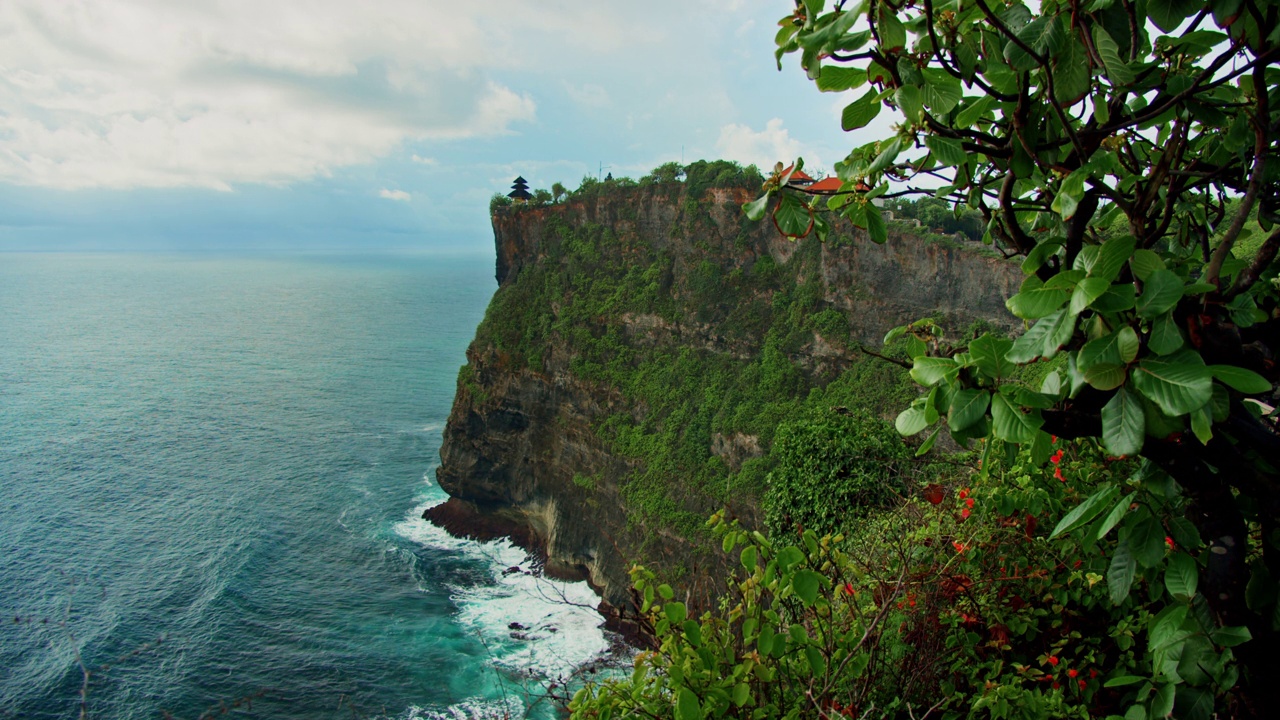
569, 438, 1252, 719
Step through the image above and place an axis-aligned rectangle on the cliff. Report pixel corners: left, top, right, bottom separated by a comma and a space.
427, 180, 1021, 621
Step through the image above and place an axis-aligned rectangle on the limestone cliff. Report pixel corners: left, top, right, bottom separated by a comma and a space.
428, 181, 1021, 621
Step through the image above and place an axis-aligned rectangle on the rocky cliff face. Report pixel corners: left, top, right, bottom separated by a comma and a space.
428, 183, 1021, 621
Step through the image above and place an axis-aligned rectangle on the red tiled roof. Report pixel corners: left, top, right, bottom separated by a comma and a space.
808, 177, 842, 192
781, 164, 814, 184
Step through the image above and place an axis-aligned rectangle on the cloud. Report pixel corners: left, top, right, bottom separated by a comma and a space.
716, 118, 818, 171
410, 155, 438, 166
379, 188, 411, 202
0, 1, 544, 190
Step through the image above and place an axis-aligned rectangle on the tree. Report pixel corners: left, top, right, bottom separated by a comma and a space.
746, 0, 1280, 715
552, 181, 568, 202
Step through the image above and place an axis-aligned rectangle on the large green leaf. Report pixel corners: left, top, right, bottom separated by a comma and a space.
1165, 552, 1199, 602
864, 203, 888, 243
991, 392, 1043, 443
1069, 277, 1112, 314
877, 4, 907, 50
1209, 364, 1272, 394
791, 569, 823, 605
867, 137, 903, 175
1079, 328, 1138, 370
910, 356, 958, 386
1052, 168, 1088, 219
842, 88, 883, 131
1132, 353, 1213, 416
1007, 286, 1070, 319
1007, 309, 1076, 362
1102, 385, 1145, 457
921, 69, 963, 114
676, 688, 701, 720
949, 389, 991, 432
925, 135, 966, 167
773, 192, 813, 238
743, 193, 771, 221
969, 333, 1014, 379
1051, 483, 1119, 538
1136, 269, 1185, 319
1131, 249, 1166, 280
1109, 539, 1137, 603
1130, 515, 1167, 568
955, 95, 994, 128
1149, 0, 1204, 32
1052, 38, 1091, 105
896, 406, 930, 436
896, 85, 923, 124
1149, 312, 1184, 355
1093, 27, 1135, 86
815, 65, 867, 92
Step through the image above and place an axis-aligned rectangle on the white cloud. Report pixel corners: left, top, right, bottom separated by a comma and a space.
410, 155, 438, 166
716, 118, 819, 171
379, 188, 411, 202
0, 1, 547, 190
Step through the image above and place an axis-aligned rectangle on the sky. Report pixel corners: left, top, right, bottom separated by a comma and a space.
0, 0, 876, 253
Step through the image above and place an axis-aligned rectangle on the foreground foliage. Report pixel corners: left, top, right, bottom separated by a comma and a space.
735, 0, 1280, 714
570, 442, 1254, 719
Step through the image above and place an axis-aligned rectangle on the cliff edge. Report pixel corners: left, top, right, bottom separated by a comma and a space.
428, 180, 1021, 620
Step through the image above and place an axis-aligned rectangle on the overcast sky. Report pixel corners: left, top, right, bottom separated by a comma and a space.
0, 0, 878, 253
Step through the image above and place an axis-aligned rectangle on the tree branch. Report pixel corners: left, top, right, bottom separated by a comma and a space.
1206, 61, 1270, 287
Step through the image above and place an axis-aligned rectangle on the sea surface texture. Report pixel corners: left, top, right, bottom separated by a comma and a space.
0, 253, 619, 719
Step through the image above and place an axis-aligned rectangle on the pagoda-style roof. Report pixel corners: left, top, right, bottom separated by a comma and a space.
508, 187, 533, 200
781, 164, 814, 186
807, 177, 843, 193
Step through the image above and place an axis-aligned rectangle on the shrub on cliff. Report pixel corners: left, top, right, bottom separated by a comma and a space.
737, 0, 1280, 715
763, 408, 909, 538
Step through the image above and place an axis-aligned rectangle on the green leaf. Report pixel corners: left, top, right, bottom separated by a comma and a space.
1052, 38, 1091, 105
1079, 328, 1138, 371
916, 425, 941, 456
921, 69, 963, 114
1052, 168, 1088, 219
991, 392, 1043, 443
877, 4, 907, 50
1007, 286, 1070, 319
925, 135, 966, 167
1151, 683, 1175, 718
896, 85, 923, 124
864, 203, 887, 243
1210, 625, 1252, 647
792, 569, 823, 606
1051, 483, 1119, 538
683, 619, 702, 647
1136, 269, 1185, 319
1093, 283, 1137, 312
741, 545, 758, 572
955, 96, 994, 128
1092, 236, 1137, 282
970, 333, 1014, 379
1105, 675, 1148, 688
1149, 0, 1203, 32
1130, 515, 1167, 568
815, 65, 867, 92
841, 88, 883, 131
1191, 400, 1213, 444
1165, 552, 1199, 602
1209, 365, 1272, 394
1102, 385, 1145, 457
773, 192, 813, 238
1109, 539, 1137, 604
676, 687, 701, 720
1094, 493, 1134, 542
1007, 309, 1076, 363
1149, 312, 1184, 355
665, 601, 687, 624
1085, 363, 1128, 391
1131, 249, 1166, 281
867, 137, 902, 175
743, 193, 771, 221
1093, 27, 1135, 86
1132, 353, 1213, 416
1070, 277, 1112, 314
948, 389, 991, 432
910, 356, 958, 387
732, 682, 750, 708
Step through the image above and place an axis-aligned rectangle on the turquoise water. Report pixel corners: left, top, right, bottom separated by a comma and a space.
0, 253, 618, 719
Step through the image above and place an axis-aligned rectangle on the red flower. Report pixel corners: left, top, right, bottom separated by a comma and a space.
1051, 435, 1058, 444
961, 508, 971, 519
1078, 679, 1087, 690
1050, 449, 1064, 464
952, 541, 968, 554
923, 483, 944, 505
844, 582, 855, 596
1052, 682, 1061, 690
959, 488, 969, 499
1165, 536, 1176, 550
1067, 669, 1078, 678
1054, 466, 1065, 482
965, 497, 975, 508
1089, 669, 1098, 679
1047, 655, 1059, 666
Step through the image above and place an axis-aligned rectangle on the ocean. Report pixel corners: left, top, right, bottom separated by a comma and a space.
0, 252, 621, 719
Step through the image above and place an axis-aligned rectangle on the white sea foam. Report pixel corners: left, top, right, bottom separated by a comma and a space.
393, 474, 624, 717
400, 696, 524, 720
